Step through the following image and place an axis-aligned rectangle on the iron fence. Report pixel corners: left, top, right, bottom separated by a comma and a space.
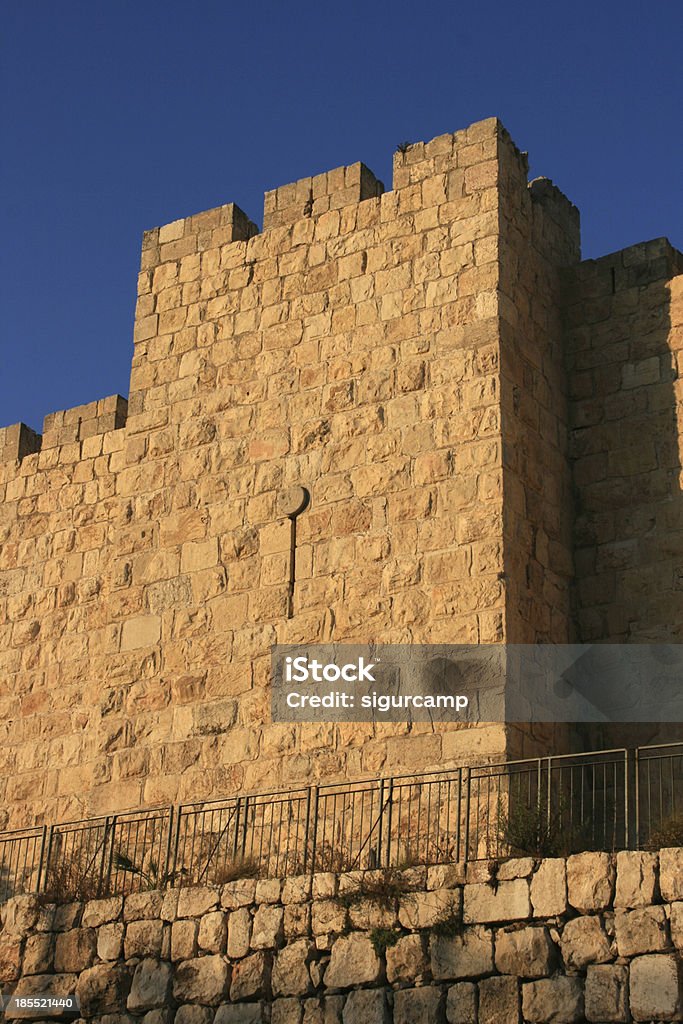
0, 742, 680, 903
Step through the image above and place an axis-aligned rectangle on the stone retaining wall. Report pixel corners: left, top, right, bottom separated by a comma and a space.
1, 849, 682, 1022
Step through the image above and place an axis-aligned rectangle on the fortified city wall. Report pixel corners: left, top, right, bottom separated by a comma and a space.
0, 117, 682, 830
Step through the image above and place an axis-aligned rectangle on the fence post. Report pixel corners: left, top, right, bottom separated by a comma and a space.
241, 797, 250, 858
308, 787, 319, 873
232, 798, 242, 861
463, 767, 471, 863
35, 825, 48, 895
101, 816, 117, 896
383, 778, 394, 868
626, 747, 637, 849
162, 807, 174, 888
303, 788, 312, 873
376, 779, 385, 869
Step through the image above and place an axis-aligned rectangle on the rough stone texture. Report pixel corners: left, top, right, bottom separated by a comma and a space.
629, 953, 683, 1021
98, 923, 124, 961
393, 986, 443, 1024
566, 853, 615, 913
230, 951, 271, 1001
0, 932, 23, 982
76, 963, 132, 1017
198, 911, 227, 954
54, 927, 97, 972
446, 982, 477, 1024
343, 988, 390, 1024
660, 848, 683, 902
585, 965, 629, 1023
560, 915, 613, 970
671, 901, 683, 951
614, 905, 671, 957
215, 1004, 265, 1024
479, 975, 520, 1024
227, 908, 252, 958
463, 880, 530, 923
177, 887, 220, 919
522, 977, 585, 1024
22, 932, 54, 975
251, 905, 284, 949
272, 939, 313, 997
431, 926, 494, 980
124, 919, 165, 959
172, 955, 231, 1005
127, 959, 172, 1012
398, 888, 461, 929
0, 895, 41, 936
386, 933, 428, 984
494, 925, 556, 977
82, 897, 123, 928
531, 859, 567, 918
324, 933, 381, 989
172, 919, 199, 961
614, 851, 658, 908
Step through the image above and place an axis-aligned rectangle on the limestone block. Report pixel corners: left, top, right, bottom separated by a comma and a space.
427, 865, 466, 889
463, 879, 530, 923
614, 851, 658, 908
324, 933, 381, 989
629, 954, 683, 1021
171, 919, 198, 961
431, 925, 494, 980
494, 925, 556, 977
54, 927, 97, 972
311, 900, 347, 936
0, 893, 41, 935
282, 875, 312, 904
393, 986, 444, 1024
585, 965, 629, 1023
386, 933, 428, 984
251, 905, 284, 949
531, 859, 567, 918
660, 848, 683, 901
77, 963, 133, 1017
127, 959, 172, 1012
120, 615, 161, 651
348, 897, 397, 931
173, 955, 230, 1005
272, 997, 304, 1024
53, 902, 81, 932
230, 950, 271, 1001
342, 988, 390, 1024
284, 903, 311, 938
227, 907, 252, 958
498, 857, 535, 881
522, 977, 585, 1024
125, 919, 165, 958
198, 910, 227, 953
256, 878, 282, 903
215, 1003, 266, 1024
23, 932, 55, 975
175, 1007, 214, 1024
0, 933, 23, 983
221, 878, 256, 909
98, 923, 125, 961
177, 885, 220, 918
123, 890, 164, 921
566, 852, 615, 913
479, 975, 520, 1024
615, 905, 670, 956
272, 939, 314, 996
446, 982, 477, 1024
215, 1004, 266, 1024
82, 896, 123, 927
311, 873, 336, 899
560, 915, 613, 970
398, 888, 462, 929
671, 901, 683, 950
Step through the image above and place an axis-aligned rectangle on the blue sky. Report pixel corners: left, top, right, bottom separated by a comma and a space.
1, 0, 682, 432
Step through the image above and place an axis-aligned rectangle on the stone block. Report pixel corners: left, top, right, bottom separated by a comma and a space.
251, 904, 284, 949
82, 896, 123, 928
123, 890, 164, 921
124, 918, 165, 958
494, 925, 556, 977
398, 888, 461, 929
463, 879, 530, 923
630, 954, 683, 1021
393, 986, 444, 1024
227, 907, 252, 958
255, 877, 282, 903
614, 851, 658, 908
221, 878, 256, 909
198, 910, 227, 953
173, 955, 231, 1005
560, 915, 613, 970
77, 963, 133, 1017
23, 932, 55, 975
177, 885, 220, 918
479, 975, 520, 1024
497, 858, 534, 880
284, 902, 311, 938
175, 1007, 214, 1024
312, 900, 347, 936
230, 950, 272, 1001
282, 875, 312, 903
127, 959, 172, 1012
522, 977, 585, 1024
0, 894, 42, 935
427, 865, 466, 889
660, 848, 683, 901
614, 905, 670, 956
671, 901, 683, 950
446, 982, 477, 1024
386, 933, 428, 984
531, 860, 567, 918
172, 918, 198, 961
343, 988, 390, 1024
311, 873, 336, 899
54, 927, 97, 972
431, 925, 494, 980
215, 1004, 266, 1024
566, 852, 615, 913
272, 997, 304, 1024
98, 922, 125, 961
585, 965, 629, 1023
324, 933, 381, 989
272, 939, 314, 996
121, 615, 161, 650
0, 933, 23, 983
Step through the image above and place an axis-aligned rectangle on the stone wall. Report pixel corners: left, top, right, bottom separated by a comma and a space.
1, 850, 683, 1022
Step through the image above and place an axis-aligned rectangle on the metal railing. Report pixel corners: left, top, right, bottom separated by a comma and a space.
0, 742, 680, 903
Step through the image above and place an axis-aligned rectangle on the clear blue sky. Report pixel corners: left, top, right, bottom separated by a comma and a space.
1, 0, 682, 433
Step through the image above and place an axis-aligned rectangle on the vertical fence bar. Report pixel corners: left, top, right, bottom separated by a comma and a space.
384, 778, 394, 868
309, 786, 319, 873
